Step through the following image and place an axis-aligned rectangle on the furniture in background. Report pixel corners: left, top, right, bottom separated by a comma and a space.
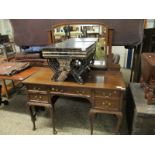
14, 45, 48, 67
0, 34, 16, 61
140, 53, 155, 104
0, 65, 40, 98
15, 52, 47, 67
142, 28, 155, 52
131, 28, 155, 83
126, 83, 155, 134
23, 68, 125, 134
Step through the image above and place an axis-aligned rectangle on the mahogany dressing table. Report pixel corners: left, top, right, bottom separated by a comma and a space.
22, 23, 125, 134
22, 67, 125, 134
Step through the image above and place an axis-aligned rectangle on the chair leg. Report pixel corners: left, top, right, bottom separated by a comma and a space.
29, 106, 36, 131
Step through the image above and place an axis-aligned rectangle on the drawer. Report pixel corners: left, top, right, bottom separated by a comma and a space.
50, 86, 91, 96
64, 87, 91, 96
28, 92, 49, 103
26, 84, 47, 91
94, 89, 121, 98
94, 97, 120, 111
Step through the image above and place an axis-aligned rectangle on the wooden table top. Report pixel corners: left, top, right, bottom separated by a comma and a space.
0, 67, 41, 81
43, 40, 95, 52
23, 67, 126, 90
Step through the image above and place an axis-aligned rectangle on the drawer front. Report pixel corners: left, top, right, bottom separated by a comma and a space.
64, 87, 91, 96
28, 92, 49, 103
50, 86, 91, 96
94, 89, 121, 98
26, 84, 47, 91
94, 97, 120, 111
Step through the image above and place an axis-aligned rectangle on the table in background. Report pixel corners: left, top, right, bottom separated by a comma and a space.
23, 68, 126, 134
0, 67, 41, 98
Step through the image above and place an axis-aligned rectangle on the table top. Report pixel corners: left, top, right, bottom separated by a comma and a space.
23, 67, 126, 90
42, 38, 97, 59
42, 40, 95, 52
0, 67, 41, 81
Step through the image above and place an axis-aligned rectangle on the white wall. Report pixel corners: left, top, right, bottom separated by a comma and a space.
0, 19, 20, 52
146, 19, 155, 28
0, 19, 13, 39
112, 46, 128, 68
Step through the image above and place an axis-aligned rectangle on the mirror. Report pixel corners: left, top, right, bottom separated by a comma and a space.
51, 23, 109, 68
45, 22, 120, 83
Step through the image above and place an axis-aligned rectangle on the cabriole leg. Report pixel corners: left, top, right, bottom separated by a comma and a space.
89, 110, 95, 135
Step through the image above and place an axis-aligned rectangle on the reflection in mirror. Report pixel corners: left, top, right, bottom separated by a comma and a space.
53, 24, 108, 68
43, 23, 115, 83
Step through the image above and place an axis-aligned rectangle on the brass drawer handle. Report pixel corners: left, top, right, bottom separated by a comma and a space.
105, 95, 110, 98
108, 102, 111, 106
114, 91, 117, 94
39, 96, 42, 99
102, 102, 105, 105
76, 91, 85, 94
103, 93, 112, 98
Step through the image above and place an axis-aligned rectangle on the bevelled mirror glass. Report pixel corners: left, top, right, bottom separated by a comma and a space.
52, 23, 108, 69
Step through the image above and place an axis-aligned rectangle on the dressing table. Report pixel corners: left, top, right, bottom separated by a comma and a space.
22, 22, 126, 134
